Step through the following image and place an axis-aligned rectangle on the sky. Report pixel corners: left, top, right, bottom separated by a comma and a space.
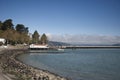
0, 0, 120, 43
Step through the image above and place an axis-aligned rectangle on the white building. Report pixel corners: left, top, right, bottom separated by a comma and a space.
0, 38, 6, 44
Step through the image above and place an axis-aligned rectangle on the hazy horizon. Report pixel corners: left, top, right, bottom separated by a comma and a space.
47, 34, 120, 45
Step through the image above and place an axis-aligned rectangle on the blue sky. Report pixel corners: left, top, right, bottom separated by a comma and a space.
0, 0, 120, 36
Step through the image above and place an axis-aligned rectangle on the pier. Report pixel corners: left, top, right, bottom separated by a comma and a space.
62, 46, 120, 49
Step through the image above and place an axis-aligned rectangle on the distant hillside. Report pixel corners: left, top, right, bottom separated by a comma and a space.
70, 43, 113, 46
112, 43, 120, 46
48, 41, 120, 47
65, 42, 110, 46
48, 41, 71, 46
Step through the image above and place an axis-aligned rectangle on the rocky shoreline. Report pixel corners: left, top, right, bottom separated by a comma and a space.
0, 49, 69, 80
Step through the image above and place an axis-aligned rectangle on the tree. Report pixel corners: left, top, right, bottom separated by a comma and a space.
2, 19, 14, 30
15, 24, 30, 44
0, 19, 30, 45
15, 24, 29, 34
41, 33, 48, 45
32, 30, 40, 44
0, 21, 3, 30
1, 29, 14, 44
0, 21, 3, 36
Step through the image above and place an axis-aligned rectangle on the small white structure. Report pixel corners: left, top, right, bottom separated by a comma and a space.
29, 44, 49, 50
0, 38, 7, 48
0, 38, 6, 44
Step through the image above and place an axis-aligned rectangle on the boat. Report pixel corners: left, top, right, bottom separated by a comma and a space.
29, 44, 64, 53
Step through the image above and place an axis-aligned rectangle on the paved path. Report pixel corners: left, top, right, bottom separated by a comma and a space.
0, 68, 12, 80
0, 73, 11, 80
0, 49, 12, 80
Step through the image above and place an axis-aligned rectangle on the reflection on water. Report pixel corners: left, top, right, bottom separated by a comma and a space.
18, 49, 120, 80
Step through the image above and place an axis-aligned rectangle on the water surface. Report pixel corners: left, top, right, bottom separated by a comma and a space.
18, 49, 120, 80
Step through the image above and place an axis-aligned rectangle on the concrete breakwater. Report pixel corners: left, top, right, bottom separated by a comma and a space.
0, 49, 69, 80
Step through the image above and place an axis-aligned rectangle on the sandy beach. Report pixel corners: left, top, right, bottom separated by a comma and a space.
0, 48, 69, 80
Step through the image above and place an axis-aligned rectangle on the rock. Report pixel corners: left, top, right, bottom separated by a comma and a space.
0, 49, 69, 80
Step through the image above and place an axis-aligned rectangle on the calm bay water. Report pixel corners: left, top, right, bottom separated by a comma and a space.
18, 49, 120, 80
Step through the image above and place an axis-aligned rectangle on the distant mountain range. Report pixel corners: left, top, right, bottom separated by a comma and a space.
48, 41, 71, 46
48, 41, 120, 46
112, 44, 120, 46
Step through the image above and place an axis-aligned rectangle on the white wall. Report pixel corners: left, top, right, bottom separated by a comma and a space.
0, 38, 6, 44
